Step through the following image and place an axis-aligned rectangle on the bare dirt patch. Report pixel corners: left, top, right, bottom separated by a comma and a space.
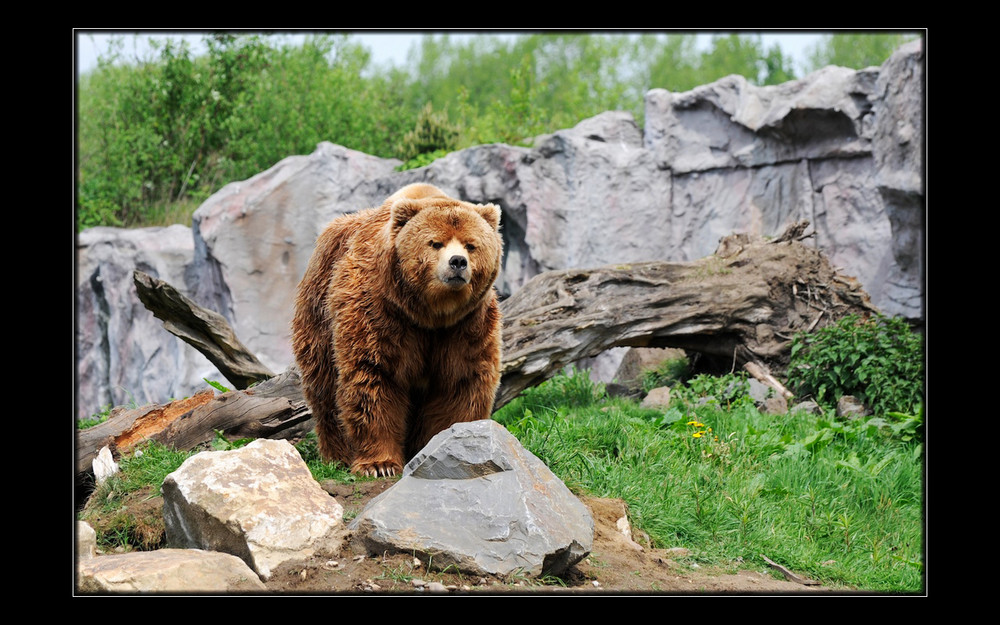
260, 479, 846, 595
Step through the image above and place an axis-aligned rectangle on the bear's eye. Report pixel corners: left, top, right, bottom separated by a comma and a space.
429, 240, 444, 250
465, 243, 476, 252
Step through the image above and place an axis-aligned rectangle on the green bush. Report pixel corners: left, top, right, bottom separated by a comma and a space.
787, 314, 923, 416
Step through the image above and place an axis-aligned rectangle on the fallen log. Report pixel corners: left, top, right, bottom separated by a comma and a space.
76, 368, 313, 496
495, 222, 876, 407
78, 222, 876, 488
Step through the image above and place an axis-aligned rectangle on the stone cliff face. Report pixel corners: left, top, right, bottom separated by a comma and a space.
75, 40, 924, 419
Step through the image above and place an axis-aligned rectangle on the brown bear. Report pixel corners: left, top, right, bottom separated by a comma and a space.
291, 183, 503, 477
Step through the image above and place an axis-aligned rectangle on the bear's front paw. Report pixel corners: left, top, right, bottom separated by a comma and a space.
351, 458, 403, 478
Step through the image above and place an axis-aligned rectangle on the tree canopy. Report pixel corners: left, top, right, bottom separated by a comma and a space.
76, 31, 919, 231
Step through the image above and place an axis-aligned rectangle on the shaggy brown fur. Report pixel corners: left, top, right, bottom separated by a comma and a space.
291, 184, 503, 477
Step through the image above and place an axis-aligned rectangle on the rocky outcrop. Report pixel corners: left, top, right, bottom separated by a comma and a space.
75, 41, 924, 419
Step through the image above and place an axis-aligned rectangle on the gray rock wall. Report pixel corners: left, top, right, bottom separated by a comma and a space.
74, 40, 924, 419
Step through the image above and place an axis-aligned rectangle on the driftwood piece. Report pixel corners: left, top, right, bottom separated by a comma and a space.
79, 222, 875, 487
494, 222, 876, 407
743, 361, 794, 400
133, 270, 275, 389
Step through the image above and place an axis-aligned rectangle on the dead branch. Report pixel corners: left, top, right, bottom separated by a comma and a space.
133, 270, 275, 389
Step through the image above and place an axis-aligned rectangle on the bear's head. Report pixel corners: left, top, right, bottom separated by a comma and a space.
386, 187, 502, 328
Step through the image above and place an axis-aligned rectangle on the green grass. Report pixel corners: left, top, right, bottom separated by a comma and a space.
493, 369, 924, 593
78, 369, 924, 592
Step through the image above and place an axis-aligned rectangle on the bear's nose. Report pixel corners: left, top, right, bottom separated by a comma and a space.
449, 255, 468, 271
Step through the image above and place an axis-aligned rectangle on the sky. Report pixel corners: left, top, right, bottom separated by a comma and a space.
74, 30, 831, 78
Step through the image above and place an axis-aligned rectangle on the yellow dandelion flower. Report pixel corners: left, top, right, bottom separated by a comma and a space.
692, 432, 704, 438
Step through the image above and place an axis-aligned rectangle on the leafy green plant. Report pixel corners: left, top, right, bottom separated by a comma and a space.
397, 149, 450, 172
204, 378, 231, 393
673, 371, 753, 410
210, 429, 255, 451
787, 314, 923, 416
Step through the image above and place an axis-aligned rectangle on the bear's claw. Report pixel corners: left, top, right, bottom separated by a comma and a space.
352, 460, 402, 478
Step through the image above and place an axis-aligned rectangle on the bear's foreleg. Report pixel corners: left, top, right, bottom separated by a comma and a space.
334, 352, 411, 477
308, 389, 354, 465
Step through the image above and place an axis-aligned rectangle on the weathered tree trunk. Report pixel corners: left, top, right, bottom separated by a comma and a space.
77, 223, 876, 488
495, 225, 876, 407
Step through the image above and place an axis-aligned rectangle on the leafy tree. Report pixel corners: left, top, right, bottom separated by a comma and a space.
639, 33, 702, 92
79, 31, 848, 231
698, 34, 796, 86
397, 102, 459, 162
805, 31, 919, 71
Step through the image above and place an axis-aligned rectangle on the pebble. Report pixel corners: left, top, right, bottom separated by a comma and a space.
426, 582, 449, 593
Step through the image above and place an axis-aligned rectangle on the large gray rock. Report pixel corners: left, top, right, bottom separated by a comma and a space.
871, 39, 924, 320
161, 439, 345, 580
349, 420, 594, 577
75, 41, 924, 417
77, 548, 267, 593
189, 142, 402, 372
75, 225, 222, 419
644, 66, 878, 173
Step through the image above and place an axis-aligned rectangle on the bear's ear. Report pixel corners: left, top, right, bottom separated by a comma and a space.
475, 203, 501, 231
390, 199, 423, 233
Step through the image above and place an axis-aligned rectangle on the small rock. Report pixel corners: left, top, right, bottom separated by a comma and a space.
747, 379, 770, 404
640, 386, 672, 410
77, 521, 97, 560
837, 395, 869, 419
664, 547, 690, 557
592, 580, 601, 587
763, 395, 788, 415
790, 400, 822, 415
411, 579, 427, 588
426, 581, 449, 593
93, 446, 119, 485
